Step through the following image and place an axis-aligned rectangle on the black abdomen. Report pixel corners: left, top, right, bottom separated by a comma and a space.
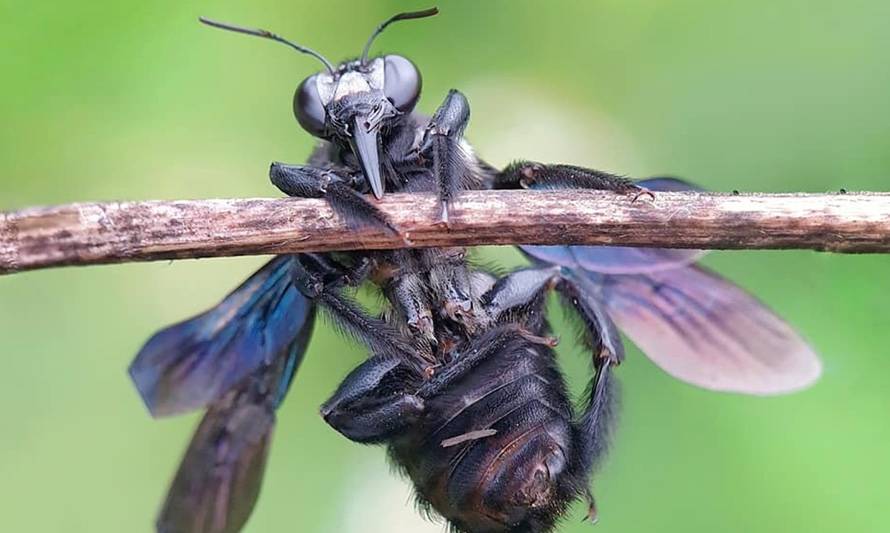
390, 336, 582, 533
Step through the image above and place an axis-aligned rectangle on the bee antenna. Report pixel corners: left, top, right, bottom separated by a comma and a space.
360, 7, 439, 65
199, 17, 336, 76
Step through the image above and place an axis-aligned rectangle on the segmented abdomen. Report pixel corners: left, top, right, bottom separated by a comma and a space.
391, 338, 578, 532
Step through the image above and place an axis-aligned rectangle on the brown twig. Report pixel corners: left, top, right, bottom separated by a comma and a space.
2, 189, 889, 275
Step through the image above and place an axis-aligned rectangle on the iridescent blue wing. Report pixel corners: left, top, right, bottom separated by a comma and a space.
156, 324, 313, 533
523, 178, 820, 394
129, 255, 316, 417
522, 178, 707, 274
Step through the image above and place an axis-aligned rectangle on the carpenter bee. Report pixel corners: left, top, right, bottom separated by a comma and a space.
129, 8, 821, 533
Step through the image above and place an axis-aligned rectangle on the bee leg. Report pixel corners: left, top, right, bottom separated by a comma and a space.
416, 324, 527, 399
291, 255, 415, 359
321, 355, 425, 444
296, 252, 372, 289
481, 267, 560, 328
423, 89, 471, 224
582, 488, 599, 523
555, 273, 623, 475
494, 160, 650, 199
380, 254, 437, 350
578, 356, 617, 473
269, 162, 402, 236
555, 273, 624, 365
426, 248, 476, 326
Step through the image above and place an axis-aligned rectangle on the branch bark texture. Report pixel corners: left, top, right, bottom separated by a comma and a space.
2, 190, 889, 275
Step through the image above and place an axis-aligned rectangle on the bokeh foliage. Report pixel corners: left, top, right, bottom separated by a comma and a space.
1, 1, 889, 532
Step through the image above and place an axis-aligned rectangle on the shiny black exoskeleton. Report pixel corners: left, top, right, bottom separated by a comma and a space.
316, 261, 619, 533
129, 8, 820, 533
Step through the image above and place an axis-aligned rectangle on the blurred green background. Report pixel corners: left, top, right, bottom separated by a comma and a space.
2, 1, 889, 532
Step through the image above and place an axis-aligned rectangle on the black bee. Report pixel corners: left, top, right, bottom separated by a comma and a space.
129, 8, 820, 533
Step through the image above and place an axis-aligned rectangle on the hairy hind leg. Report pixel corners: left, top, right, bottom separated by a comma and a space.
321, 355, 425, 444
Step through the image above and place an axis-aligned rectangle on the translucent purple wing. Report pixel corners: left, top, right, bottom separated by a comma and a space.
157, 401, 272, 533
583, 265, 821, 394
156, 324, 312, 533
523, 244, 708, 275
129, 256, 316, 417
635, 177, 704, 192
522, 177, 707, 274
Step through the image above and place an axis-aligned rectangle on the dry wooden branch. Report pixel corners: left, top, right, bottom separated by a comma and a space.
2, 189, 889, 275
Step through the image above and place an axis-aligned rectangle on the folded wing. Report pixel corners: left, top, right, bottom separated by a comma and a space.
522, 177, 820, 395
581, 265, 820, 394
129, 255, 316, 417
156, 326, 312, 533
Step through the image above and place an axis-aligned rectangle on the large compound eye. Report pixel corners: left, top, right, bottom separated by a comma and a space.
383, 55, 421, 113
293, 74, 326, 136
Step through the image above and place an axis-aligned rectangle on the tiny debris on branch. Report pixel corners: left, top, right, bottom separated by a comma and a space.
2, 189, 890, 275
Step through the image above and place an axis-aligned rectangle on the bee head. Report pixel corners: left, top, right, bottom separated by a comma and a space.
199, 7, 437, 199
